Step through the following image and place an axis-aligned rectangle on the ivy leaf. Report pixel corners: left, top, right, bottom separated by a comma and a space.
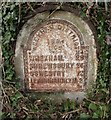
70, 101, 75, 110
80, 113, 90, 119
4, 31, 12, 42
92, 112, 99, 118
89, 103, 97, 111
10, 92, 22, 107
6, 74, 13, 80
63, 101, 69, 112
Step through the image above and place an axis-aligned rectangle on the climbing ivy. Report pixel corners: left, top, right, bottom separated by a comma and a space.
1, 2, 111, 119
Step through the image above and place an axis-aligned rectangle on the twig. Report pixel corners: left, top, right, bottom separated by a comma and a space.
27, 2, 36, 13
0, 62, 9, 100
62, 109, 80, 118
0, 81, 10, 104
46, 3, 63, 19
18, 2, 21, 23
104, 0, 108, 12
2, 79, 15, 84
62, 109, 80, 116
84, 97, 105, 105
107, 97, 111, 104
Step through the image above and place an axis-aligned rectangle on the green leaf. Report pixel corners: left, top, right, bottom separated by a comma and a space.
3, 31, 12, 43
14, 92, 23, 99
6, 74, 13, 80
80, 113, 90, 119
0, 112, 4, 117
92, 112, 99, 118
63, 99, 70, 112
64, 103, 69, 111
89, 103, 97, 111
70, 101, 75, 110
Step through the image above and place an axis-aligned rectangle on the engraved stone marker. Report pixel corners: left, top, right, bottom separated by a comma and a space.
23, 19, 89, 92
15, 10, 97, 100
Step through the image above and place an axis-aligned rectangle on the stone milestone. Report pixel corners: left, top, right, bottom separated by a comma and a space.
15, 10, 97, 100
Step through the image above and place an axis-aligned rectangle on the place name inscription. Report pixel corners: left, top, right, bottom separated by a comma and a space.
23, 19, 89, 92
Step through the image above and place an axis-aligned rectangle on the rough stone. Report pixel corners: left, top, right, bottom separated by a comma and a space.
15, 11, 98, 102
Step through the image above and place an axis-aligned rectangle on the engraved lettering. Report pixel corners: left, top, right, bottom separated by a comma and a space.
23, 20, 89, 92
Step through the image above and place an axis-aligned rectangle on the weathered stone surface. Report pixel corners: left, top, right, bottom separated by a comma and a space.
15, 11, 97, 101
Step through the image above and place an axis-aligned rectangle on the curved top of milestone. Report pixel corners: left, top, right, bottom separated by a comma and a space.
15, 6, 98, 101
